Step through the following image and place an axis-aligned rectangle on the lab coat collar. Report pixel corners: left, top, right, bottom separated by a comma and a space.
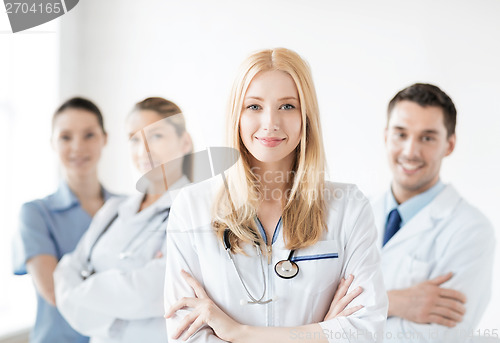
382, 184, 461, 250
47, 181, 113, 211
117, 175, 190, 221
385, 181, 445, 226
151, 175, 190, 210
372, 194, 387, 248
428, 184, 461, 220
255, 217, 283, 245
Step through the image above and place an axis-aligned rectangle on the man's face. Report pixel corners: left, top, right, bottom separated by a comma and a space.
385, 100, 455, 201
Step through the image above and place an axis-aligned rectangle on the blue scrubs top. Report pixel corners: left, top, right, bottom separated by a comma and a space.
12, 182, 114, 343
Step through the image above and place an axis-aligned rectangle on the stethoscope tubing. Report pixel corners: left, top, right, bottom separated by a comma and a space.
222, 229, 299, 304
81, 208, 170, 280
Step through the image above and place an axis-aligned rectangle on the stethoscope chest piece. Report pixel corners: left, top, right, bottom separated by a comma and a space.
119, 251, 132, 260
274, 259, 299, 279
80, 268, 94, 280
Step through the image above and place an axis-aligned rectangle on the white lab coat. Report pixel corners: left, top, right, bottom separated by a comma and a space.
371, 184, 496, 343
54, 176, 189, 343
165, 178, 388, 343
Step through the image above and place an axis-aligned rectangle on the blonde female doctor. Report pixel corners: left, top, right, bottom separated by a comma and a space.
54, 97, 193, 343
164, 48, 388, 343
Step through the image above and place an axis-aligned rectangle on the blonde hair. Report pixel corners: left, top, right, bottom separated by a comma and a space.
212, 48, 327, 254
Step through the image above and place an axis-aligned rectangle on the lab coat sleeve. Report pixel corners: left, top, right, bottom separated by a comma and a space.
319, 190, 388, 343
54, 202, 119, 337
12, 201, 58, 275
56, 250, 167, 319
384, 211, 496, 343
55, 197, 168, 337
164, 190, 226, 343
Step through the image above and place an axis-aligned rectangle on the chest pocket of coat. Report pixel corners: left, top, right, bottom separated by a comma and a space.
291, 240, 341, 293
399, 254, 431, 288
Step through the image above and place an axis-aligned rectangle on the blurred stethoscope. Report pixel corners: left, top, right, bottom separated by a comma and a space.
80, 208, 170, 280
130, 122, 287, 304
222, 228, 299, 305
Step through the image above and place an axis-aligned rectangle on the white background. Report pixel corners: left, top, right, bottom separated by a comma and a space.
1, 9, 58, 337
1, 0, 499, 338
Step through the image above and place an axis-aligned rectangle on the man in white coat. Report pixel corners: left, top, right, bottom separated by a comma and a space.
372, 83, 495, 342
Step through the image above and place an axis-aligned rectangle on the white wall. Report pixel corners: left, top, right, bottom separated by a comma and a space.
58, 0, 500, 330
0, 12, 59, 338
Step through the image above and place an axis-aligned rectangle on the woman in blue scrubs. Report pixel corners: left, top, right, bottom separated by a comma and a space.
12, 97, 114, 343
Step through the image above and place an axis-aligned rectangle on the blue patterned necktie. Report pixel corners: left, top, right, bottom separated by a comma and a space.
383, 209, 402, 246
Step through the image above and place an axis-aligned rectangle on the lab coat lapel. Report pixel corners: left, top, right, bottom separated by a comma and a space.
371, 194, 387, 249
382, 185, 461, 250
117, 194, 144, 222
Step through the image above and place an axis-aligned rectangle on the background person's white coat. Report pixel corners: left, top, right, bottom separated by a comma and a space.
53, 188, 179, 343
372, 185, 496, 342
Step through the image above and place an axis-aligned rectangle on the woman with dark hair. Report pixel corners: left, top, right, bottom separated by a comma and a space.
54, 97, 193, 343
12, 97, 114, 343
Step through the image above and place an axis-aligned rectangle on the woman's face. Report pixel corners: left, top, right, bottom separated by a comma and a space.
51, 108, 107, 177
127, 110, 191, 186
239, 70, 302, 170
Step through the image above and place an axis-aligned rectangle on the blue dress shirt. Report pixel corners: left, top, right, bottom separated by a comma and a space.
12, 182, 114, 343
385, 180, 445, 227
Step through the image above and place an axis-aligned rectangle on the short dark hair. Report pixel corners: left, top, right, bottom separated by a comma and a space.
387, 83, 457, 137
53, 97, 106, 135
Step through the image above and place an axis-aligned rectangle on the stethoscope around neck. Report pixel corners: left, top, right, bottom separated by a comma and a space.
80, 207, 170, 280
222, 228, 299, 305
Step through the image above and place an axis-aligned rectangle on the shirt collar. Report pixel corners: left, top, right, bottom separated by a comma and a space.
102, 187, 114, 202
151, 175, 190, 210
255, 216, 282, 245
385, 180, 445, 226
118, 175, 191, 219
46, 181, 80, 211
47, 181, 114, 211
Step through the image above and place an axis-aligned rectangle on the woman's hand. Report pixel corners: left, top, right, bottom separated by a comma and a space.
165, 270, 243, 342
324, 274, 363, 320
